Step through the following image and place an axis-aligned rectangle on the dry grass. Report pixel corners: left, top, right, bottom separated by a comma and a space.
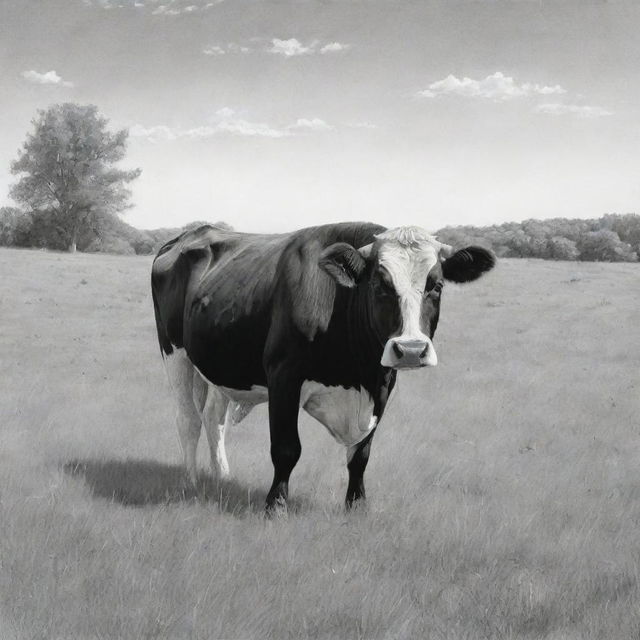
1, 247, 639, 639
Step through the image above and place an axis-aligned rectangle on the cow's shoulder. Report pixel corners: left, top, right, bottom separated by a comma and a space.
275, 222, 386, 341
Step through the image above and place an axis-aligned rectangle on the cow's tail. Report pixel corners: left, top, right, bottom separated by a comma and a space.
151, 264, 174, 358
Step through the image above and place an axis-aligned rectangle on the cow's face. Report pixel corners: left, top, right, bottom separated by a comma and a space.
319, 226, 495, 370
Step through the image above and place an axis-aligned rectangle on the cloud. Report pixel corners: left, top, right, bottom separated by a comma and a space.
419, 72, 566, 101
203, 42, 252, 55
203, 45, 225, 56
320, 42, 350, 54
129, 124, 178, 142
348, 121, 378, 129
130, 110, 336, 142
216, 120, 288, 138
215, 107, 235, 118
86, 0, 220, 13
268, 38, 350, 57
227, 43, 251, 53
269, 38, 314, 57
21, 70, 74, 87
288, 118, 333, 132
535, 103, 613, 118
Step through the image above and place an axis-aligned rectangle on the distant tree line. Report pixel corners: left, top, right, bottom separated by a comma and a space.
0, 203, 175, 255
436, 214, 640, 262
3, 208, 639, 261
0, 206, 230, 255
3, 104, 639, 261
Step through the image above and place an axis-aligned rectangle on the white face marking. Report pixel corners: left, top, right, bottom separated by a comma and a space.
301, 381, 377, 447
374, 227, 443, 367
378, 242, 437, 341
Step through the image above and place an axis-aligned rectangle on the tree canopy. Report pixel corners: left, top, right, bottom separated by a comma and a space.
10, 103, 140, 252
436, 214, 639, 263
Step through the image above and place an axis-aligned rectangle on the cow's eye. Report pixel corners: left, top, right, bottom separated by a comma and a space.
426, 280, 444, 297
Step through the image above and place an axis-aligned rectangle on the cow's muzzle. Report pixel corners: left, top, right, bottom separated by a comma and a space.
381, 338, 438, 369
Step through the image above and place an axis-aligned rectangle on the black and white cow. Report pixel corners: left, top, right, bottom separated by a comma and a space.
151, 222, 494, 510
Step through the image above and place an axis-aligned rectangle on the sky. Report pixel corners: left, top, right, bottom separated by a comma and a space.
1, 0, 640, 233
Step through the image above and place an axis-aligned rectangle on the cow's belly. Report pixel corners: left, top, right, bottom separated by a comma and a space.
300, 381, 377, 447
217, 385, 269, 404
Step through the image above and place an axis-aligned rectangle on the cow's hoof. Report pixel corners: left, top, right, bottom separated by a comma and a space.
265, 496, 288, 519
345, 497, 368, 512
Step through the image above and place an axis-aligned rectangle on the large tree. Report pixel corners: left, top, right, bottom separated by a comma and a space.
10, 103, 141, 252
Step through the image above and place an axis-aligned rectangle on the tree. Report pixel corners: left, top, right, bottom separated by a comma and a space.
10, 103, 141, 252
0, 207, 23, 246
183, 219, 234, 232
547, 236, 579, 261
578, 229, 638, 262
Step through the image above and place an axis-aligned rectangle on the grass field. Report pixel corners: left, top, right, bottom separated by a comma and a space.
1, 247, 639, 640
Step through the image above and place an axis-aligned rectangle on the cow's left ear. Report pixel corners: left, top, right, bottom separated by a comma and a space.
319, 242, 367, 288
441, 246, 496, 283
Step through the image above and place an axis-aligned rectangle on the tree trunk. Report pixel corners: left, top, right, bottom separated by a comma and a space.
68, 224, 78, 253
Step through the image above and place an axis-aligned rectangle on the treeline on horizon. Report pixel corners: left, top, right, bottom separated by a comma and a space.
437, 213, 639, 263
1, 206, 639, 262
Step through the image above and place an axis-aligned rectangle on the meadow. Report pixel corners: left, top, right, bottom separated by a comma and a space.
1, 246, 639, 640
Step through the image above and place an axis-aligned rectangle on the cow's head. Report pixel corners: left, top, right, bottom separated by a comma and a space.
319, 226, 495, 370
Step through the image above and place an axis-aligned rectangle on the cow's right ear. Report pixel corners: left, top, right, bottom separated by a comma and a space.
441, 246, 495, 283
319, 242, 367, 288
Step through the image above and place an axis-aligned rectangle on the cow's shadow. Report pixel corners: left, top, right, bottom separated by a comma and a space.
62, 458, 302, 515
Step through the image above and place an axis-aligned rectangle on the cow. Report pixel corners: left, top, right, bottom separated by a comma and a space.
151, 222, 495, 511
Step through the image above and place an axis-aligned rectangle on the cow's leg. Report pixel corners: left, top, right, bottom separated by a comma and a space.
165, 349, 202, 486
345, 428, 377, 508
266, 372, 302, 511
201, 386, 231, 482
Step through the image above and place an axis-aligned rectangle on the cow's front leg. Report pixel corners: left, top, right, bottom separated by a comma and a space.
345, 428, 376, 509
266, 372, 302, 512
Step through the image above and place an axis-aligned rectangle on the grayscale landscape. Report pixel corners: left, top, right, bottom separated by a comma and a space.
1, 248, 638, 639
2, 1, 640, 639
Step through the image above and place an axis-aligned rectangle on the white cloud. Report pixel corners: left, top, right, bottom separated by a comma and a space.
348, 121, 378, 129
288, 118, 333, 132
216, 120, 289, 138
535, 103, 613, 118
130, 110, 335, 142
268, 38, 350, 57
21, 70, 74, 87
227, 43, 251, 54
215, 107, 235, 118
320, 42, 350, 54
129, 124, 178, 142
203, 45, 225, 56
87, 0, 221, 13
269, 38, 314, 57
203, 42, 252, 55
419, 72, 566, 101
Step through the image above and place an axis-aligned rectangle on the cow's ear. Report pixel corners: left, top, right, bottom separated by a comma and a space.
442, 246, 495, 283
319, 242, 367, 288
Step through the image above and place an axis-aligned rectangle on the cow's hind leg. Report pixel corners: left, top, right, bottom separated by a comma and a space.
201, 385, 231, 482
164, 349, 202, 487
345, 428, 377, 509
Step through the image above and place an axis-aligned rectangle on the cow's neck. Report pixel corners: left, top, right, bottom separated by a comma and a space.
344, 284, 390, 395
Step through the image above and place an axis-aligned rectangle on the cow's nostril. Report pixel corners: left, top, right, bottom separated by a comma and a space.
420, 345, 429, 358
392, 342, 404, 359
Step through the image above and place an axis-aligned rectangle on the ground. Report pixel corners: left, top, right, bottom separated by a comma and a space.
0, 247, 639, 640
